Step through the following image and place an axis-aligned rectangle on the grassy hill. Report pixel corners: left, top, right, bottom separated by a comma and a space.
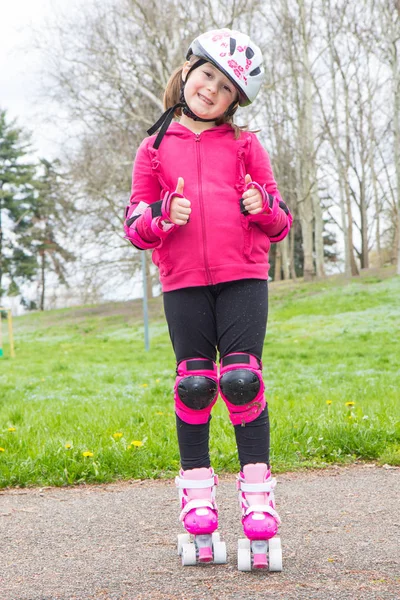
0, 267, 399, 488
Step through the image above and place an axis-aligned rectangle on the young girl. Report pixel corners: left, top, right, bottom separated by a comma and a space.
124, 29, 292, 571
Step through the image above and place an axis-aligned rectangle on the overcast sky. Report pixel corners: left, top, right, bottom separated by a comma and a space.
0, 0, 76, 159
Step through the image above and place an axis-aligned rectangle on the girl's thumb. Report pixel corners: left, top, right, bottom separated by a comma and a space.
176, 177, 184, 195
245, 174, 252, 186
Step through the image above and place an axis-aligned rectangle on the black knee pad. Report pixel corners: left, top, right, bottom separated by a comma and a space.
219, 369, 261, 405
177, 376, 218, 410
175, 359, 219, 424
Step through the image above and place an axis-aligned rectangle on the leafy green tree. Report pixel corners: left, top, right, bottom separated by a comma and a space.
1, 111, 75, 308
27, 159, 75, 310
0, 109, 37, 297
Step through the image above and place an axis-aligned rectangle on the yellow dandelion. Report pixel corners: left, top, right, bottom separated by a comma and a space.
113, 432, 123, 439
156, 411, 164, 416
65, 443, 72, 449
8, 427, 16, 432
0, 447, 5, 452
131, 440, 143, 447
41, 378, 46, 382
141, 383, 148, 388
326, 400, 332, 406
82, 451, 94, 457
345, 402, 355, 407
156, 379, 160, 383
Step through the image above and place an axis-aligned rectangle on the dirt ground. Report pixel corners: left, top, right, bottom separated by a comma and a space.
1, 463, 399, 600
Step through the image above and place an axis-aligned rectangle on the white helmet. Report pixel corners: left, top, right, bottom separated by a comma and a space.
186, 29, 264, 106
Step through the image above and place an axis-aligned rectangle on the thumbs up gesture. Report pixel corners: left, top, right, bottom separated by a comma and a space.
242, 174, 263, 215
169, 177, 191, 225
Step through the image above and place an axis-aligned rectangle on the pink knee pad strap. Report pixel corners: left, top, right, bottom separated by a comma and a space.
174, 358, 218, 425
219, 353, 266, 426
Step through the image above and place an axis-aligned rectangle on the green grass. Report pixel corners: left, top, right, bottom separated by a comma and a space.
0, 268, 399, 487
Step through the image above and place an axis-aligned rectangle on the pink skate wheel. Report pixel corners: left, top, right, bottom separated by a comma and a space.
198, 546, 213, 562
253, 553, 268, 569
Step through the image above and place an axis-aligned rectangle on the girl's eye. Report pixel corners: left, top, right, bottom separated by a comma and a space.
204, 71, 212, 78
224, 85, 232, 92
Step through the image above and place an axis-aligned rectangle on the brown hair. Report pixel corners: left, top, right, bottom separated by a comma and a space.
163, 55, 251, 140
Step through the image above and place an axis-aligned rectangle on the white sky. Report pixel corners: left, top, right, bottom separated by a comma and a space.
0, 0, 76, 159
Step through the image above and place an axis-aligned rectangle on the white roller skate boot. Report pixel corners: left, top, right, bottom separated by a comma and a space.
237, 463, 282, 571
175, 467, 227, 566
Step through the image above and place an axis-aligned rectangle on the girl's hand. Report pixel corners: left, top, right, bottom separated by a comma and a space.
169, 177, 191, 225
242, 174, 263, 215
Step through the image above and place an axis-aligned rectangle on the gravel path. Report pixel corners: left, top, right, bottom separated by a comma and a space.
1, 464, 399, 600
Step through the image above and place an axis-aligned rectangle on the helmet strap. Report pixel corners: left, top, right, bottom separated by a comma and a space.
147, 59, 239, 148
180, 59, 216, 123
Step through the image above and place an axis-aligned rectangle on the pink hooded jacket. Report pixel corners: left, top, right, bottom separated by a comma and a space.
124, 123, 292, 292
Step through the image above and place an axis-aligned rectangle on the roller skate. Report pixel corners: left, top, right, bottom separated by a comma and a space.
237, 463, 282, 572
175, 467, 227, 566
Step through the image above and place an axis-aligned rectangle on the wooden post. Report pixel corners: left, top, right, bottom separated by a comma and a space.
0, 310, 3, 358
0, 308, 15, 358
8, 310, 15, 358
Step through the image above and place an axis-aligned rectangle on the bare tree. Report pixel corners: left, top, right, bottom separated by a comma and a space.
34, 0, 269, 295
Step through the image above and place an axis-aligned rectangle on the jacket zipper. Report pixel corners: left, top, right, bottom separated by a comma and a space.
195, 133, 213, 285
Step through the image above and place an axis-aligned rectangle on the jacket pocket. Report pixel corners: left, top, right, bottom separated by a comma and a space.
240, 214, 256, 263
152, 248, 172, 277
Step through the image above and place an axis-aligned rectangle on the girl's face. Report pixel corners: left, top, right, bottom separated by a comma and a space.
182, 61, 238, 121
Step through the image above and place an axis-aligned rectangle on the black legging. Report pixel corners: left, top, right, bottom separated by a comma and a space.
163, 279, 270, 471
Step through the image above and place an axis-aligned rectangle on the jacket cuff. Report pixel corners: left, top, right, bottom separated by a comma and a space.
143, 205, 178, 244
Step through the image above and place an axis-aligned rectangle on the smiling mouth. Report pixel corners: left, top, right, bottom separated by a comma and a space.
198, 93, 213, 105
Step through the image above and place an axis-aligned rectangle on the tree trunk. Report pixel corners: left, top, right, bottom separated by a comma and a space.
274, 247, 282, 281
297, 0, 322, 280
344, 80, 359, 276
394, 42, 400, 274
324, 1, 351, 277
368, 101, 382, 267
289, 225, 297, 280
281, 236, 290, 280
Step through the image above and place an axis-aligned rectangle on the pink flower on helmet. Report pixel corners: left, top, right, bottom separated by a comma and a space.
237, 46, 245, 52
221, 42, 228, 48
212, 32, 229, 42
228, 59, 239, 68
220, 53, 226, 57
234, 68, 242, 78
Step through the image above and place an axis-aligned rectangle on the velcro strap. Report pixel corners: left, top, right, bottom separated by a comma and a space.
180, 499, 214, 520
221, 353, 251, 368
186, 359, 214, 371
244, 504, 281, 524
175, 476, 215, 489
239, 479, 276, 493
